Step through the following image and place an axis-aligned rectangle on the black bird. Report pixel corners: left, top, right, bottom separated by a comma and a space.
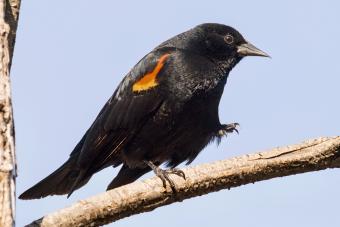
19, 23, 269, 199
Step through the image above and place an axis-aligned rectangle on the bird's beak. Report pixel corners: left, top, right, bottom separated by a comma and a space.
237, 42, 270, 58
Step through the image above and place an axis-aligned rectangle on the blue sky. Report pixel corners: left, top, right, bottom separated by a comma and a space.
12, 1, 339, 226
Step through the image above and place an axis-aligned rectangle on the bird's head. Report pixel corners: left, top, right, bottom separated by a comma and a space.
160, 23, 269, 71
195, 23, 269, 59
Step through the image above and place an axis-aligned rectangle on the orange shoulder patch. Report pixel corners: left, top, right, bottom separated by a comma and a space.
132, 54, 170, 92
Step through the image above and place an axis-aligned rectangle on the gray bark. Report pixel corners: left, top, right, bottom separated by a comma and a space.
0, 0, 21, 226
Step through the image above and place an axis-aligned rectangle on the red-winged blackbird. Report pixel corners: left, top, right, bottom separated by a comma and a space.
19, 23, 269, 200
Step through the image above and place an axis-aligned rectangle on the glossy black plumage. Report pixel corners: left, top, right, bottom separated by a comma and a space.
19, 23, 268, 199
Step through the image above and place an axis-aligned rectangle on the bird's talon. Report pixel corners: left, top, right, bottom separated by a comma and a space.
167, 168, 186, 180
217, 123, 240, 137
154, 169, 168, 188
145, 161, 185, 192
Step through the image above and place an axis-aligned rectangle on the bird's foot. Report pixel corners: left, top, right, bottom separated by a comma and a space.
145, 161, 185, 192
217, 122, 240, 137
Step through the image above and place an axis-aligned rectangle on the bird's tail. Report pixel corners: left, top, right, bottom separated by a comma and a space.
19, 155, 90, 200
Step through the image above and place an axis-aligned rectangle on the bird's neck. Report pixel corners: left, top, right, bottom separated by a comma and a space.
212, 56, 241, 76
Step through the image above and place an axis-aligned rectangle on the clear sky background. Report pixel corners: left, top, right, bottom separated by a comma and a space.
13, 1, 339, 226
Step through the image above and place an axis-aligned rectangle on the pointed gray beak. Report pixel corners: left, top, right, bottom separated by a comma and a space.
237, 42, 270, 58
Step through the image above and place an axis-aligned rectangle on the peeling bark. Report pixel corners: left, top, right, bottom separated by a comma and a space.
0, 0, 21, 226
27, 136, 340, 227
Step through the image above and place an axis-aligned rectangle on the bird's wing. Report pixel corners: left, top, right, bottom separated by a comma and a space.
75, 50, 173, 172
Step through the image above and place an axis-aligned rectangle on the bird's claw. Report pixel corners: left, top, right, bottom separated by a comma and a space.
218, 122, 240, 137
145, 161, 186, 192
156, 168, 186, 191
167, 168, 186, 180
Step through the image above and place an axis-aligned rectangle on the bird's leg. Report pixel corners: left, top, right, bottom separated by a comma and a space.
217, 122, 240, 137
144, 161, 186, 192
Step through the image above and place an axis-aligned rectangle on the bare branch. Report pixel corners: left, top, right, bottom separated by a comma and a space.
0, 0, 21, 226
27, 136, 340, 227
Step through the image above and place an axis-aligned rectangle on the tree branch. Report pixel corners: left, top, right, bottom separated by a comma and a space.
28, 136, 340, 227
0, 0, 21, 226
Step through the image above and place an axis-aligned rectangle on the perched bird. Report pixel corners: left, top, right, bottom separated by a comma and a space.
19, 23, 269, 200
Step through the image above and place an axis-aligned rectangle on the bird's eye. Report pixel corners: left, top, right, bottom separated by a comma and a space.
224, 34, 234, 44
